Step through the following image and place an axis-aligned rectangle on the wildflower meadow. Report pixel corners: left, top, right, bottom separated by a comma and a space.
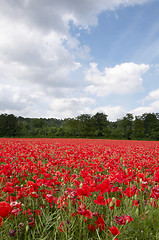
0, 138, 159, 240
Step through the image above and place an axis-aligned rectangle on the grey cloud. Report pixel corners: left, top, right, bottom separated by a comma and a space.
0, 0, 152, 33
0, 100, 24, 111
0, 0, 68, 34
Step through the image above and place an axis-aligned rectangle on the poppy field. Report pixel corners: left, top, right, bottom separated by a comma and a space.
0, 138, 159, 240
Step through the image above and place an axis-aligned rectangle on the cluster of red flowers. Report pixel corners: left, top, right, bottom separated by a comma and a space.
0, 138, 159, 238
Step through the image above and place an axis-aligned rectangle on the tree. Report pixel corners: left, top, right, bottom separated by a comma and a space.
91, 113, 109, 137
142, 113, 158, 139
110, 119, 124, 139
76, 114, 92, 137
0, 114, 18, 137
31, 118, 47, 129
122, 113, 133, 139
63, 118, 79, 137
47, 126, 58, 138
133, 116, 144, 139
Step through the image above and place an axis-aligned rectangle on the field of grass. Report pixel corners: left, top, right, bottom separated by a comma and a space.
0, 138, 159, 239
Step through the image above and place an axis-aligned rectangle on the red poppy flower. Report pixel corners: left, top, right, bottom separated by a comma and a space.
123, 185, 138, 197
153, 170, 159, 182
132, 200, 139, 207
59, 221, 65, 232
109, 226, 120, 236
77, 204, 93, 219
150, 185, 159, 199
28, 217, 35, 227
96, 179, 111, 194
94, 215, 106, 231
34, 210, 42, 216
94, 195, 106, 205
88, 224, 96, 232
0, 202, 11, 218
114, 214, 133, 225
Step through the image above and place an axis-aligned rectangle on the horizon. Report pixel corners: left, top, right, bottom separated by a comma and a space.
1, 111, 158, 122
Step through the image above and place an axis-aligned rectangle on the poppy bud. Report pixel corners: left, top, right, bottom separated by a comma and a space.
9, 229, 15, 237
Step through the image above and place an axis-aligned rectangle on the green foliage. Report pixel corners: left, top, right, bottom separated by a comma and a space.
0, 112, 159, 140
0, 114, 18, 137
121, 113, 133, 140
91, 113, 109, 137
133, 116, 144, 139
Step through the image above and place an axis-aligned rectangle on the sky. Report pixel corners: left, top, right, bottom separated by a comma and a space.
0, 0, 159, 121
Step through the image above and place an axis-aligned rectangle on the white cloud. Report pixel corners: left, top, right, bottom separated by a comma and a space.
0, 84, 41, 115
0, 18, 81, 87
131, 102, 159, 116
144, 88, 159, 101
0, 0, 153, 118
91, 105, 126, 121
131, 89, 159, 116
64, 36, 91, 60
0, 80, 95, 118
47, 97, 95, 119
84, 62, 150, 96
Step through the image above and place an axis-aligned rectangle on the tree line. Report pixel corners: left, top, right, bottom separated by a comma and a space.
0, 112, 159, 140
